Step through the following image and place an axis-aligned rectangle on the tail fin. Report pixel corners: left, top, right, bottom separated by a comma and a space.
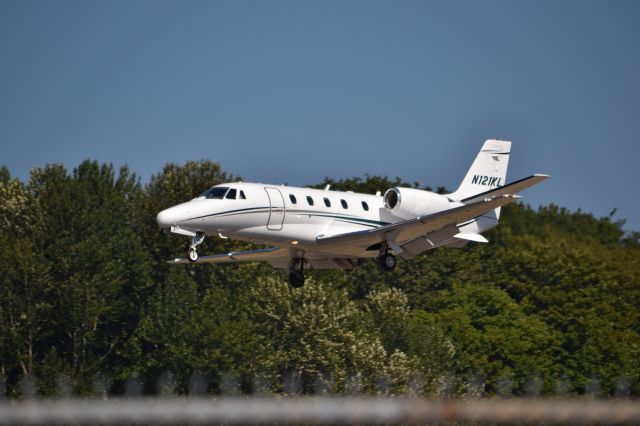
449, 139, 511, 218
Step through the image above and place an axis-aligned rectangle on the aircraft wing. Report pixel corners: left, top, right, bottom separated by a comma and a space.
167, 246, 353, 270
168, 246, 289, 264
315, 194, 520, 251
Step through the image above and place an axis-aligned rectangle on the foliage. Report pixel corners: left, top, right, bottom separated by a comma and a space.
0, 161, 638, 397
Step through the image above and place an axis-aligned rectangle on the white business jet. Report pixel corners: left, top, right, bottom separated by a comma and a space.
157, 140, 548, 287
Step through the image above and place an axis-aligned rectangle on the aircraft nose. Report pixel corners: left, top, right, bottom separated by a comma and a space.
156, 207, 180, 228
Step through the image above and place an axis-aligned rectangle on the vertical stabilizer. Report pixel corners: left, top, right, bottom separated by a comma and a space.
449, 139, 511, 218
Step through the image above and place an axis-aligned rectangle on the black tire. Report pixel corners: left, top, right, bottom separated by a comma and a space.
289, 271, 305, 288
292, 258, 304, 272
187, 247, 198, 263
378, 253, 396, 271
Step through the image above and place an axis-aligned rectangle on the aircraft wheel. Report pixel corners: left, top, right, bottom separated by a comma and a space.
378, 253, 396, 271
289, 271, 305, 288
187, 247, 198, 263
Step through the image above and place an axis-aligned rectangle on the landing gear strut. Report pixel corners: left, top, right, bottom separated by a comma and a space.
187, 232, 205, 263
377, 243, 397, 272
288, 258, 305, 288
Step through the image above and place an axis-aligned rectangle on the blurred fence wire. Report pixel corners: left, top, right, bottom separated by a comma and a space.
2, 371, 639, 424
1, 397, 640, 425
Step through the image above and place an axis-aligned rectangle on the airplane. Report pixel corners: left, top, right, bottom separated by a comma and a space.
156, 139, 548, 287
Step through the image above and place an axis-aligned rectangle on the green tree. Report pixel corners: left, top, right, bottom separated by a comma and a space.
0, 170, 52, 395
1, 162, 639, 398
493, 231, 640, 394
23, 162, 153, 393
247, 278, 428, 394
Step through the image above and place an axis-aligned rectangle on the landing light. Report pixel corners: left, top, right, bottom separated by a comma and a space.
290, 240, 299, 245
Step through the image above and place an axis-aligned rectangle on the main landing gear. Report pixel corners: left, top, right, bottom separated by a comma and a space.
187, 232, 205, 263
377, 243, 397, 272
378, 253, 397, 271
288, 258, 306, 288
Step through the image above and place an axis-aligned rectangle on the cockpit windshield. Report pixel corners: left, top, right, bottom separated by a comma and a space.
200, 187, 228, 199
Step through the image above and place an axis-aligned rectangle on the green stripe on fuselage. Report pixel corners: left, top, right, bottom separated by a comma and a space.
186, 207, 389, 228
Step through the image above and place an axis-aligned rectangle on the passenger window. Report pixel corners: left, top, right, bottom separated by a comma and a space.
324, 198, 331, 207
361, 201, 369, 211
289, 194, 297, 204
240, 190, 246, 199
341, 199, 348, 209
306, 196, 314, 206
225, 188, 237, 199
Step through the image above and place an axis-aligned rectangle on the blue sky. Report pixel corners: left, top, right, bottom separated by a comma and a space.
1, 0, 639, 230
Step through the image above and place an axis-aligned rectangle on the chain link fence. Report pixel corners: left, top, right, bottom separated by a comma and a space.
1, 372, 639, 424
1, 396, 640, 425
0, 372, 640, 425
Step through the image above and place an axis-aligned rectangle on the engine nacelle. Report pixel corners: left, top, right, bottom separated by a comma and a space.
383, 187, 452, 219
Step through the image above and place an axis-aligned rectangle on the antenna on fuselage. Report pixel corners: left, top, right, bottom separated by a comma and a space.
324, 184, 331, 191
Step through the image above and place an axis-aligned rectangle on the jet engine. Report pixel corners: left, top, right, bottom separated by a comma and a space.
383, 187, 452, 220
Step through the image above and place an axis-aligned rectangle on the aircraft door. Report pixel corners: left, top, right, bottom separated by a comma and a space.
264, 187, 285, 231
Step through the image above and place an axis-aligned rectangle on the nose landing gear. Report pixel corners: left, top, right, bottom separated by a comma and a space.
186, 232, 206, 263
288, 258, 306, 288
187, 247, 198, 262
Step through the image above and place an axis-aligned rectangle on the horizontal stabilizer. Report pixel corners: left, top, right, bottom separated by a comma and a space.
453, 233, 489, 243
460, 174, 549, 204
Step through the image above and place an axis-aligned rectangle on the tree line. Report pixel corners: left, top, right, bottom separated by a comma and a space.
0, 160, 638, 397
